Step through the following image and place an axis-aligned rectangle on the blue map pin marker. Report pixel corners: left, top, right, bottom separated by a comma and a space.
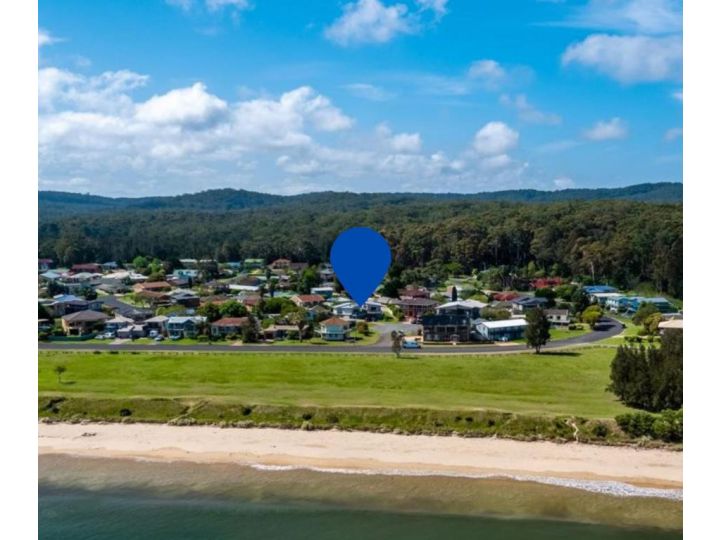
330, 227, 391, 306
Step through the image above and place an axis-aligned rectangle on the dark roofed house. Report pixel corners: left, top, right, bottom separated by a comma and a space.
100, 296, 153, 321
583, 285, 618, 295
398, 286, 430, 300
391, 297, 438, 321
210, 317, 251, 337
50, 295, 103, 317
422, 313, 473, 343
511, 296, 549, 314
61, 310, 110, 336
70, 263, 102, 274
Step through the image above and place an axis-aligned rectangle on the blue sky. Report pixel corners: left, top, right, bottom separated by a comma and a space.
38, 0, 682, 196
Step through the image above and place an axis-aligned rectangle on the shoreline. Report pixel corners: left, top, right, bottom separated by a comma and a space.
39, 422, 682, 498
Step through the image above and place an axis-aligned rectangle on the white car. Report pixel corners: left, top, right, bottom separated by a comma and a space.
402, 339, 422, 349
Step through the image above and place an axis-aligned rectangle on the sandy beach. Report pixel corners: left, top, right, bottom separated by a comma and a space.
39, 422, 682, 490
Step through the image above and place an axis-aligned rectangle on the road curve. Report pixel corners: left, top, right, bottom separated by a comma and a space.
39, 318, 623, 355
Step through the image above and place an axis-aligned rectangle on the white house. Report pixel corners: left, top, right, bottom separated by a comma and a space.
544, 309, 570, 326
476, 319, 528, 341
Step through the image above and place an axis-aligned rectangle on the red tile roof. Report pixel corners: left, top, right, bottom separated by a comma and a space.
211, 317, 250, 327
321, 317, 349, 326
294, 294, 325, 303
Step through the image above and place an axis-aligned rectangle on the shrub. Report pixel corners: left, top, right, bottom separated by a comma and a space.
197, 335, 209, 343
592, 423, 609, 438
652, 409, 683, 442
615, 412, 656, 438
119, 408, 132, 417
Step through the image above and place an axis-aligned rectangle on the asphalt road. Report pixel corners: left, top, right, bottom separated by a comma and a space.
39, 318, 623, 355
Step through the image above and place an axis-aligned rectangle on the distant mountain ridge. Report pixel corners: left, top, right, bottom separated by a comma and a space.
38, 182, 682, 220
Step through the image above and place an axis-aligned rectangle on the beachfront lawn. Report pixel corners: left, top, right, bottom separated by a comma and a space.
39, 348, 631, 418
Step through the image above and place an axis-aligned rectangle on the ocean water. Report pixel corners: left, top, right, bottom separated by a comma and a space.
39, 455, 682, 540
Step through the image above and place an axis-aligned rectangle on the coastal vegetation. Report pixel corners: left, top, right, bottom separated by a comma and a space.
608, 330, 683, 412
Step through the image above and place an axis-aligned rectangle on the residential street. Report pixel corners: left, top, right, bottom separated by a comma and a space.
39, 318, 622, 355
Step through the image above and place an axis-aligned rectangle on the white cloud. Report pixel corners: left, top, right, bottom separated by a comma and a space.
206, 0, 252, 11
325, 0, 413, 45
480, 154, 512, 170
562, 34, 681, 83
583, 117, 628, 141
553, 176, 575, 190
279, 86, 354, 131
376, 123, 422, 152
472, 122, 519, 156
166, 0, 253, 13
38, 28, 60, 48
39, 63, 536, 195
135, 83, 229, 127
564, 0, 682, 35
416, 0, 449, 19
344, 83, 396, 101
39, 67, 149, 113
500, 94, 561, 125
664, 127, 682, 141
467, 59, 506, 90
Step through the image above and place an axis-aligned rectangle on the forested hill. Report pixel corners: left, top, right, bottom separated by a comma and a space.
39, 193, 683, 298
39, 182, 682, 220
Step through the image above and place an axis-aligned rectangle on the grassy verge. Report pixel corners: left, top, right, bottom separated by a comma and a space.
38, 396, 670, 447
273, 330, 381, 346
38, 348, 682, 446
40, 348, 630, 417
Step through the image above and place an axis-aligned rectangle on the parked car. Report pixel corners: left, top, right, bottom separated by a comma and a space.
149, 330, 159, 338
95, 334, 105, 340
170, 335, 181, 341
154, 335, 164, 342
402, 339, 422, 349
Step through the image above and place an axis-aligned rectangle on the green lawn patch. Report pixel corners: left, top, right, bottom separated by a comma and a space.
39, 348, 631, 418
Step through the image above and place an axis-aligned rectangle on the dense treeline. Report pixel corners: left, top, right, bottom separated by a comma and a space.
608, 330, 683, 412
38, 182, 681, 219
38, 198, 683, 297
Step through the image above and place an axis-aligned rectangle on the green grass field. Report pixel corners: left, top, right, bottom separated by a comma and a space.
39, 348, 630, 418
